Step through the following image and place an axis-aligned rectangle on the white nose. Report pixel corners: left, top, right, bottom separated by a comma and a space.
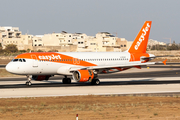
5, 62, 19, 74
5, 63, 13, 73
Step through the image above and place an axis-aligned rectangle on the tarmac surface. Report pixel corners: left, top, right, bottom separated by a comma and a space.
0, 65, 6, 68
0, 64, 180, 98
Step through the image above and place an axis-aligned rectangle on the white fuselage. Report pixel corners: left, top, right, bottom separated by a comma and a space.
6, 52, 136, 75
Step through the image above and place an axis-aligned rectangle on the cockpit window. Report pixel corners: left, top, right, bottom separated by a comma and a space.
13, 59, 18, 62
19, 59, 22, 62
12, 59, 26, 62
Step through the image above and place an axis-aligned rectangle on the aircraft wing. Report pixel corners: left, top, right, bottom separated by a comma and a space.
69, 62, 155, 71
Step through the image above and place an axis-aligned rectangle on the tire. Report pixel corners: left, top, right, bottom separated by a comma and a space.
26, 82, 28, 86
94, 79, 100, 85
91, 79, 100, 85
26, 82, 31, 86
28, 82, 32, 86
67, 78, 71, 84
62, 78, 67, 84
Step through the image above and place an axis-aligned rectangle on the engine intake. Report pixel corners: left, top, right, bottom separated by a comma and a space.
73, 70, 94, 82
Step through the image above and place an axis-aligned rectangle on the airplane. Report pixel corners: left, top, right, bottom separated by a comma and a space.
6, 21, 160, 86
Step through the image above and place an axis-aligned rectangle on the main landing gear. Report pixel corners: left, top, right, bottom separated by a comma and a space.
62, 76, 100, 85
26, 75, 32, 86
62, 76, 71, 84
91, 79, 100, 85
90, 74, 100, 85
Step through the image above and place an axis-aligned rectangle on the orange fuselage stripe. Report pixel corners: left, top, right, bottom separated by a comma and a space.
15, 52, 97, 67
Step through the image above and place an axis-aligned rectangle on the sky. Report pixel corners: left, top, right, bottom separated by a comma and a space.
0, 0, 180, 43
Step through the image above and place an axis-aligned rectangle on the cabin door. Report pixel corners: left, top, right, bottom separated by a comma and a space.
31, 55, 38, 67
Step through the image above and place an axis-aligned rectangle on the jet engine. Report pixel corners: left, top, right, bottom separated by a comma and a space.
32, 75, 51, 81
72, 70, 94, 82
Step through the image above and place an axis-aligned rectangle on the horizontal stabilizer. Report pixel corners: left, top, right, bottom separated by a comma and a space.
141, 55, 174, 61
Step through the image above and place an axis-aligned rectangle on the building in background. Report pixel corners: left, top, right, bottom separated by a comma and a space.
0, 26, 137, 52
148, 39, 167, 50
0, 27, 21, 39
148, 39, 166, 46
0, 26, 34, 50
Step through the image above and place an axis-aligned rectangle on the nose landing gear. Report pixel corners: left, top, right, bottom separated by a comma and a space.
26, 75, 32, 86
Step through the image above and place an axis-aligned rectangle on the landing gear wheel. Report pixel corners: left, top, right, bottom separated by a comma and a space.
67, 78, 71, 84
62, 78, 67, 84
91, 79, 100, 85
26, 81, 32, 86
95, 79, 100, 85
62, 78, 71, 84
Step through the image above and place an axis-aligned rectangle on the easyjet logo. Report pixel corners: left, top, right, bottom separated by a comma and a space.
38, 54, 61, 60
134, 23, 150, 50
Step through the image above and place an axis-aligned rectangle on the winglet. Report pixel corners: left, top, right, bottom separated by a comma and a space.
163, 59, 167, 65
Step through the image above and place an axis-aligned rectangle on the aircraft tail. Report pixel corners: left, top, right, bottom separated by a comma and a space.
128, 21, 152, 53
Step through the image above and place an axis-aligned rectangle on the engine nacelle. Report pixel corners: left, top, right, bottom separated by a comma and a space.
32, 75, 51, 81
72, 70, 94, 82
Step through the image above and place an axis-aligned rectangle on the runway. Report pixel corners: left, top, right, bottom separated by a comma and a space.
0, 65, 6, 68
0, 77, 180, 98
1, 69, 180, 87
0, 65, 180, 98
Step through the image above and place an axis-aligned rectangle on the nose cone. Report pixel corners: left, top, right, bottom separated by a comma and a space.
5, 63, 13, 73
6, 62, 26, 75
6, 62, 19, 74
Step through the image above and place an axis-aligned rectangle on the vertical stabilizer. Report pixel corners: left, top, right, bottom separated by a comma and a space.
128, 21, 152, 53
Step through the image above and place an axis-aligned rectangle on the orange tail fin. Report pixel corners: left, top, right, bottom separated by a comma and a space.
128, 21, 152, 53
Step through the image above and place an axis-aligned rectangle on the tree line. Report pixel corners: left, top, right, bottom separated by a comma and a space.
148, 44, 180, 51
